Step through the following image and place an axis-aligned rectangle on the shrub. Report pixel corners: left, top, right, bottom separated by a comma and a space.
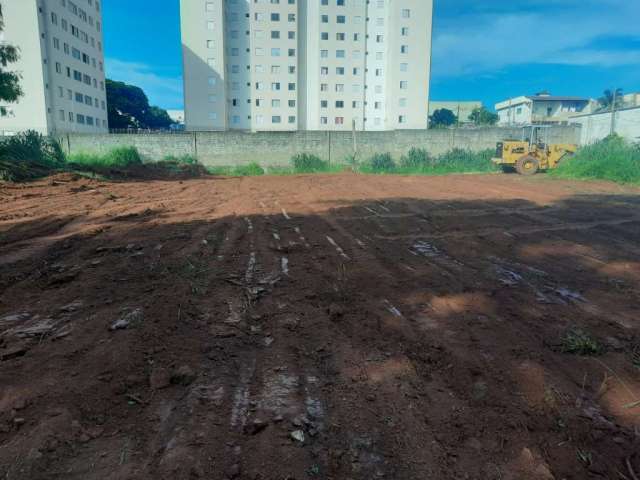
433, 148, 496, 173
291, 153, 329, 173
366, 153, 396, 173
233, 162, 265, 176
399, 148, 434, 170
0, 130, 65, 182
550, 136, 640, 184
561, 329, 602, 356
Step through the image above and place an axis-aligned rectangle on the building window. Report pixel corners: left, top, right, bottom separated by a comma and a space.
288, 116, 296, 124
400, 81, 408, 89
401, 9, 410, 18
206, 2, 214, 12
272, 115, 281, 123
399, 115, 407, 124
320, 117, 328, 125
335, 117, 344, 125
400, 45, 408, 54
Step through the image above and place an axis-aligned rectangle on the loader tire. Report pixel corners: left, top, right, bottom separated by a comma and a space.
516, 156, 540, 176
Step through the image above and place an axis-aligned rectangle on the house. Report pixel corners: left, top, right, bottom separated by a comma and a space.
495, 93, 593, 126
428, 101, 482, 124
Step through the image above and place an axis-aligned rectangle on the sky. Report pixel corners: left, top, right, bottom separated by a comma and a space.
103, 0, 640, 112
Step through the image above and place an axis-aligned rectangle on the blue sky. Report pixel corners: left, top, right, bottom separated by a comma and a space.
103, 0, 640, 111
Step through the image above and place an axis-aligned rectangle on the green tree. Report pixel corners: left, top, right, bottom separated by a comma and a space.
429, 108, 457, 128
106, 79, 174, 130
598, 88, 624, 111
0, 18, 23, 104
468, 106, 499, 126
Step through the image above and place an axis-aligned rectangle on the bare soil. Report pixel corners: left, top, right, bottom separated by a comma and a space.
1, 172, 640, 479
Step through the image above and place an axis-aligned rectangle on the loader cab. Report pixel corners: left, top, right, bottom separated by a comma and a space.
522, 125, 551, 151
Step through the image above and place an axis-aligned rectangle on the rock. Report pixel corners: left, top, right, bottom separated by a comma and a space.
290, 430, 305, 443
59, 301, 83, 313
0, 313, 31, 324
171, 365, 197, 386
109, 308, 143, 331
264, 336, 274, 347
226, 463, 241, 479
243, 419, 268, 435
149, 368, 171, 390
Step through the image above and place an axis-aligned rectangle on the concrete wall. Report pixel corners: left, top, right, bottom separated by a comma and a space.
60, 125, 581, 167
571, 107, 640, 145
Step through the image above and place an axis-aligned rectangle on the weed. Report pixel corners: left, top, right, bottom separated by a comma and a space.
399, 147, 434, 170
550, 135, 640, 185
233, 162, 265, 176
577, 449, 592, 466
69, 147, 142, 169
561, 328, 603, 356
0, 130, 65, 181
291, 153, 329, 173
363, 152, 396, 173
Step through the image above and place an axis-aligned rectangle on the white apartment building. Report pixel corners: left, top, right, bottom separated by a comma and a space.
180, 0, 433, 132
0, 0, 108, 135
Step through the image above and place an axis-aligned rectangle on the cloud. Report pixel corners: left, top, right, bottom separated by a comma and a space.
105, 58, 183, 109
433, 0, 640, 77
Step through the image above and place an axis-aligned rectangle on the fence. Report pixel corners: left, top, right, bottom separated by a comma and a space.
58, 126, 582, 168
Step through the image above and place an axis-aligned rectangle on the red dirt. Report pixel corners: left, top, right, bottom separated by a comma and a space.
1, 172, 640, 479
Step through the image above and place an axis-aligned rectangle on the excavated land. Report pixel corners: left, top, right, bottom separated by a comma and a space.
1, 172, 640, 479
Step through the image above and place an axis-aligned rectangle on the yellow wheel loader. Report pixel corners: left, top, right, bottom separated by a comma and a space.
492, 125, 577, 175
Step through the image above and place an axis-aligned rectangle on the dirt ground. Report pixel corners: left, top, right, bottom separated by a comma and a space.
1, 172, 640, 479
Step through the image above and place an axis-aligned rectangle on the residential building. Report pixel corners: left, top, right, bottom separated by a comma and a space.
571, 106, 640, 145
167, 109, 185, 130
0, 0, 108, 135
622, 93, 640, 108
495, 93, 593, 126
429, 101, 482, 124
180, 0, 433, 132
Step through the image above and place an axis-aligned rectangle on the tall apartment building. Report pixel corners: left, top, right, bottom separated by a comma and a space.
0, 0, 108, 135
181, 0, 433, 132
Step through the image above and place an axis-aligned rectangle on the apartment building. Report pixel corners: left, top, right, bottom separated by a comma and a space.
0, 0, 108, 135
181, 0, 433, 132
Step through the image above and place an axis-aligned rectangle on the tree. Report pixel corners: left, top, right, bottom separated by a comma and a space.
598, 88, 624, 111
429, 108, 457, 128
468, 106, 498, 126
0, 17, 23, 104
106, 79, 174, 130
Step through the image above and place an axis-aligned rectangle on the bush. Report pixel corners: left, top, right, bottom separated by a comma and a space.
399, 148, 434, 170
233, 162, 265, 176
0, 130, 65, 182
365, 153, 396, 173
291, 153, 329, 173
550, 136, 640, 184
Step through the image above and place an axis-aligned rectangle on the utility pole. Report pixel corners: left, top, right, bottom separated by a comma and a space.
610, 88, 618, 136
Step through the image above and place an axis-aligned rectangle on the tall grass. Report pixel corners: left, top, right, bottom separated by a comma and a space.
68, 147, 142, 169
0, 131, 65, 181
291, 153, 330, 173
550, 136, 640, 185
208, 162, 265, 176
360, 148, 497, 175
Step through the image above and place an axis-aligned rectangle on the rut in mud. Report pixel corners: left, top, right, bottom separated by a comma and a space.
1, 172, 640, 479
